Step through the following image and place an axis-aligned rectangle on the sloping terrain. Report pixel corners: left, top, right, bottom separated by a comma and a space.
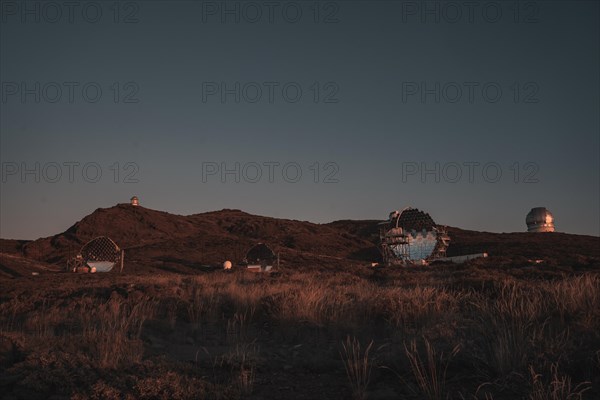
0, 253, 62, 279
1, 204, 598, 275
444, 227, 600, 260
0, 206, 599, 399
326, 220, 600, 264
6, 205, 378, 273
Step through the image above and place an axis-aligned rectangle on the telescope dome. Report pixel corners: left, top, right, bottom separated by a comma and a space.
526, 207, 555, 232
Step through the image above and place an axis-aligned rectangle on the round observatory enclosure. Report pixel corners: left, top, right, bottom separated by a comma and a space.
80, 236, 123, 272
245, 243, 275, 265
245, 243, 276, 272
526, 207, 555, 232
379, 207, 450, 266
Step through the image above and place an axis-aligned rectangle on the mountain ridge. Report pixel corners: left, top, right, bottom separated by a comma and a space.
1, 204, 598, 275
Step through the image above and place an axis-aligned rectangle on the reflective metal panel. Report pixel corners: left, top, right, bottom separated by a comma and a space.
379, 207, 449, 266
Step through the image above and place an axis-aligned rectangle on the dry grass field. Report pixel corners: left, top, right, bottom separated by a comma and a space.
1, 261, 599, 399
1, 206, 598, 398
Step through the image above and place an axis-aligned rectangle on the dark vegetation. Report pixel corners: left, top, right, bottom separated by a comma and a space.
0, 205, 598, 399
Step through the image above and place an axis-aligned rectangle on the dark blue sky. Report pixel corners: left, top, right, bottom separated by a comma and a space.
1, 0, 599, 239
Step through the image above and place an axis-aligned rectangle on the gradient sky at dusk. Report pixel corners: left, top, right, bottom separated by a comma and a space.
1, 0, 598, 239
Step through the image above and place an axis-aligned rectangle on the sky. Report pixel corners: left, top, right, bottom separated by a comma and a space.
1, 0, 599, 239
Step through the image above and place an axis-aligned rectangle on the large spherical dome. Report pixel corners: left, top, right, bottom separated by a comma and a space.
526, 207, 555, 232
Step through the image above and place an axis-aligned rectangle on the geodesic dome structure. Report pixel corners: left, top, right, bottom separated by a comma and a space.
245, 243, 275, 265
379, 207, 450, 266
69, 236, 123, 272
244, 243, 276, 272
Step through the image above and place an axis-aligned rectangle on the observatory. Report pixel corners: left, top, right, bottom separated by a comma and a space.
245, 243, 276, 272
67, 236, 124, 273
526, 207, 555, 232
379, 207, 450, 266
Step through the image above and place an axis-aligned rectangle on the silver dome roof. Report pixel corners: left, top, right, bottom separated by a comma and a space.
526, 207, 555, 232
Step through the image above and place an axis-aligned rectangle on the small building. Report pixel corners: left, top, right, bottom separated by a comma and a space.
435, 253, 488, 264
130, 196, 139, 206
